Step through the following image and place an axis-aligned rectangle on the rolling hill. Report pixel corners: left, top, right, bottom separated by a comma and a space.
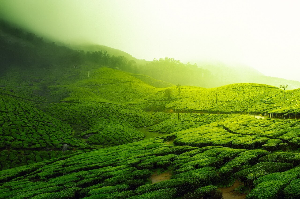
1, 20, 300, 199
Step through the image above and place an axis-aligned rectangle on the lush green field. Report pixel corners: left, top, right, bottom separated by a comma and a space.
0, 90, 90, 170
1, 137, 300, 199
2, 68, 300, 198
3, 21, 300, 198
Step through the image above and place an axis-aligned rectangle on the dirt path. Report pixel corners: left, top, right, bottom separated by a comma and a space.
138, 127, 162, 139
150, 171, 172, 184
254, 115, 265, 119
218, 180, 247, 199
165, 139, 174, 145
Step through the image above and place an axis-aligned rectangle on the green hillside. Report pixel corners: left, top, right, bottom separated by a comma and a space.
63, 67, 158, 104
147, 83, 300, 116
2, 21, 300, 198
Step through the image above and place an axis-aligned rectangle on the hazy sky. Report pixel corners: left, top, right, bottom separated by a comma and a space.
1, 0, 300, 81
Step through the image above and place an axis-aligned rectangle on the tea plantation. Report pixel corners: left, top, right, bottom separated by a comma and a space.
1, 136, 300, 199
2, 67, 300, 199
3, 21, 300, 198
0, 90, 90, 170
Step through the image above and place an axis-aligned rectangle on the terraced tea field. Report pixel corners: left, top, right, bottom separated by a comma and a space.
2, 20, 300, 198
0, 91, 89, 170
2, 68, 300, 198
2, 109, 300, 198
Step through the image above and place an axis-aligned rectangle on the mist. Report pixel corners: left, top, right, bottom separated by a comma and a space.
1, 0, 300, 81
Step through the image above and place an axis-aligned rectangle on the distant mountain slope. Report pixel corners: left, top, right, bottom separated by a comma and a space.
197, 62, 300, 90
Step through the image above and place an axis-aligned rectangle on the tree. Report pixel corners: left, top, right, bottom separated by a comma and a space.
176, 84, 181, 96
176, 84, 182, 120
164, 88, 172, 101
280, 85, 288, 90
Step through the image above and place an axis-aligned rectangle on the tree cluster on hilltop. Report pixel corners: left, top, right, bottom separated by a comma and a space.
0, 20, 137, 75
138, 57, 212, 87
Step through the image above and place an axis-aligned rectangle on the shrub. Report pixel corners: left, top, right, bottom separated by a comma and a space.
130, 188, 177, 199
284, 179, 300, 198
184, 185, 222, 199
247, 180, 285, 199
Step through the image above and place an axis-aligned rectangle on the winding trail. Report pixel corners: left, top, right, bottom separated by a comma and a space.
150, 171, 172, 184
218, 180, 247, 199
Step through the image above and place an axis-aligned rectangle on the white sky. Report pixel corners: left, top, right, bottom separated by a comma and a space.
1, 0, 300, 81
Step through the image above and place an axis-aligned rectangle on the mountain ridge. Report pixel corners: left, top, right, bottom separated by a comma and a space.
1, 19, 300, 90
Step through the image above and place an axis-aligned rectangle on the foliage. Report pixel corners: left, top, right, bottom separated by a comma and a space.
0, 93, 88, 169
139, 57, 212, 87
149, 113, 231, 134
3, 20, 300, 199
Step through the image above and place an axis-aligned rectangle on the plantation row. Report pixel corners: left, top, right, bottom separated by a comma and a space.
0, 93, 91, 170
82, 121, 144, 146
0, 94, 87, 150
0, 150, 75, 171
148, 113, 232, 134
1, 138, 300, 198
43, 102, 167, 132
220, 115, 300, 138
175, 115, 300, 151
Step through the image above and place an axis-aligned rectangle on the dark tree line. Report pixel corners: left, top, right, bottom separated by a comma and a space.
0, 20, 138, 75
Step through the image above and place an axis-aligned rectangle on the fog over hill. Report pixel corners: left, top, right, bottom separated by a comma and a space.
1, 0, 300, 83
195, 62, 300, 89
0, 19, 300, 90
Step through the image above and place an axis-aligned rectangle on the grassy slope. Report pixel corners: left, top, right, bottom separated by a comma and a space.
40, 67, 172, 147
63, 67, 159, 104
2, 21, 300, 198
